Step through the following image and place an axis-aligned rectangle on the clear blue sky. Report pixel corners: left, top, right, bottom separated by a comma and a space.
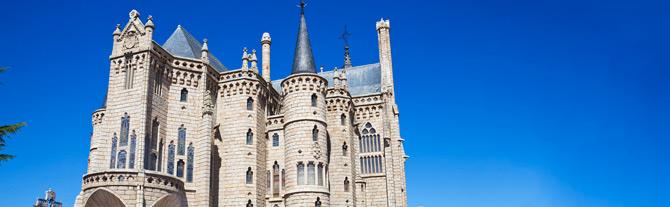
0, 0, 668, 206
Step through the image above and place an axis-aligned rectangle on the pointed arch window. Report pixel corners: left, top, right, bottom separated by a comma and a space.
180, 88, 188, 102
273, 161, 280, 196
340, 114, 346, 126
307, 162, 316, 185
246, 167, 254, 184
177, 160, 185, 177
247, 200, 253, 207
317, 163, 324, 186
344, 177, 350, 192
120, 113, 130, 146
167, 142, 175, 175
110, 133, 117, 169
272, 133, 280, 147
117, 150, 127, 169
312, 126, 319, 141
282, 169, 286, 189
311, 94, 318, 107
187, 143, 194, 182
247, 97, 254, 111
129, 131, 136, 169
178, 125, 186, 155
342, 142, 348, 156
246, 129, 253, 145
297, 162, 305, 185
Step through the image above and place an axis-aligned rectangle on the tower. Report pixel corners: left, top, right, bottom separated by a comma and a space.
261, 33, 271, 82
281, 1, 331, 206
376, 19, 394, 94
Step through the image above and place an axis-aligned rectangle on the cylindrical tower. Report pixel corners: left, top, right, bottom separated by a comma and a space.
281, 74, 330, 206
261, 33, 271, 82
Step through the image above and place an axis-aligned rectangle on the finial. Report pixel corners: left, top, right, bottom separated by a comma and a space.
145, 15, 155, 28
298, 0, 306, 14
177, 24, 182, 28
242, 47, 249, 59
202, 38, 209, 51
129, 9, 140, 19
261, 32, 272, 44
320, 65, 324, 73
339, 25, 352, 47
113, 24, 121, 36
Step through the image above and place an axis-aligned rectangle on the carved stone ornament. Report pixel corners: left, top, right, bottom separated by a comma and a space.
312, 142, 322, 159
123, 31, 139, 49
202, 90, 214, 114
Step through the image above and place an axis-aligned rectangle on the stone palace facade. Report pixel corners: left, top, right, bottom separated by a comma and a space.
75, 3, 407, 207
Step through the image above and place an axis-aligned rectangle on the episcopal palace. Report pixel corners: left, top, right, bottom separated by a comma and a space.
75, 3, 407, 207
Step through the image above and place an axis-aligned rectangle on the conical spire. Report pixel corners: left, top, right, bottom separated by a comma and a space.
291, 0, 316, 74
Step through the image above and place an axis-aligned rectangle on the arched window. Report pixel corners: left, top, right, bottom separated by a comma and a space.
246, 200, 253, 207
315, 197, 322, 207
378, 155, 384, 173
150, 153, 158, 171
307, 162, 316, 185
317, 163, 324, 186
180, 88, 188, 102
145, 119, 159, 170
167, 142, 175, 175
187, 143, 194, 182
246, 129, 253, 145
110, 133, 117, 169
359, 157, 364, 174
117, 150, 127, 169
272, 133, 280, 147
120, 113, 130, 146
342, 142, 348, 156
312, 126, 318, 141
282, 169, 286, 190
340, 114, 346, 126
311, 94, 318, 107
344, 177, 350, 192
177, 160, 185, 177
129, 131, 136, 169
158, 139, 164, 171
178, 125, 186, 155
273, 162, 280, 196
246, 167, 253, 184
297, 162, 305, 185
247, 97, 254, 111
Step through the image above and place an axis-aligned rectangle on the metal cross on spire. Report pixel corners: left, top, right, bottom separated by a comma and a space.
340, 25, 352, 47
298, 0, 307, 14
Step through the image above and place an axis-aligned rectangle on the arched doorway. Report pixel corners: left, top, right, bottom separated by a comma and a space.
84, 189, 126, 207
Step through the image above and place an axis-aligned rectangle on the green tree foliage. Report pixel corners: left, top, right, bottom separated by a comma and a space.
0, 66, 25, 162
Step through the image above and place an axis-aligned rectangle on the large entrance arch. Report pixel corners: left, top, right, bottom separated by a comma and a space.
84, 189, 126, 207
151, 193, 183, 207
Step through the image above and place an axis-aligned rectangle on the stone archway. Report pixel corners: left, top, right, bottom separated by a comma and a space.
152, 193, 183, 207
84, 189, 126, 207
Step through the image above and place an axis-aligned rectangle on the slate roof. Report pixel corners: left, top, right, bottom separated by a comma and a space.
162, 26, 228, 72
271, 63, 382, 97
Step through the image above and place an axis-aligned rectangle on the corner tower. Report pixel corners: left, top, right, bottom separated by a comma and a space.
281, 2, 331, 206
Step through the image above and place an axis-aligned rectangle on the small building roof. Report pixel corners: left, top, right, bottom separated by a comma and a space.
271, 63, 381, 97
162, 26, 228, 72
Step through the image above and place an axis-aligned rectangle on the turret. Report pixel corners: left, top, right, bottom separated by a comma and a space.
281, 1, 330, 206
145, 15, 154, 40
250, 49, 258, 73
376, 18, 394, 94
261, 32, 272, 82
241, 47, 249, 71
201, 39, 209, 64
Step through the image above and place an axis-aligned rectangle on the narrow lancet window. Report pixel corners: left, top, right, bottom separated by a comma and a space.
307, 162, 316, 185
180, 88, 188, 102
344, 177, 350, 192
246, 129, 253, 145
129, 131, 136, 169
178, 125, 186, 155
311, 94, 317, 107
247, 97, 254, 111
117, 150, 127, 169
187, 143, 194, 182
312, 126, 318, 141
167, 142, 175, 175
317, 163, 324, 186
110, 133, 118, 169
246, 167, 254, 184
120, 113, 130, 146
177, 160, 184, 177
272, 133, 280, 147
297, 162, 305, 185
